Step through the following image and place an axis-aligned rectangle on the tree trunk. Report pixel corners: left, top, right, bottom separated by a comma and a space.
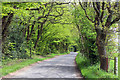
2, 13, 14, 54
30, 48, 32, 58
96, 29, 108, 72
34, 24, 43, 49
2, 13, 14, 42
97, 45, 108, 72
27, 26, 30, 41
114, 57, 118, 75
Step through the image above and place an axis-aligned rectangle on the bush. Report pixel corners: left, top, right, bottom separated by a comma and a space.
76, 52, 117, 78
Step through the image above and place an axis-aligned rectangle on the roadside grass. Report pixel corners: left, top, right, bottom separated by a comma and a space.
1, 52, 69, 76
76, 52, 118, 78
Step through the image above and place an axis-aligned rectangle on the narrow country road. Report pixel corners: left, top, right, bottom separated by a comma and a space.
3, 52, 83, 79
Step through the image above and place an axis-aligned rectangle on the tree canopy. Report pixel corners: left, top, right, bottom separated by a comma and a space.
1, 1, 119, 74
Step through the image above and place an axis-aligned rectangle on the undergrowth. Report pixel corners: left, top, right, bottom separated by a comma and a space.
2, 52, 69, 76
76, 52, 118, 78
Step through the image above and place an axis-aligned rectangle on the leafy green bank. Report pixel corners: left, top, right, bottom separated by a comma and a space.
76, 52, 117, 78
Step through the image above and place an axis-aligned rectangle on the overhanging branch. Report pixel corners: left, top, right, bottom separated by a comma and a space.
79, 1, 94, 23
110, 15, 120, 26
100, 2, 105, 23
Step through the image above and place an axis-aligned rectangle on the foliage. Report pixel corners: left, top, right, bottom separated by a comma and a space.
1, 2, 119, 77
2, 2, 75, 60
78, 2, 120, 72
76, 52, 117, 78
71, 5, 99, 64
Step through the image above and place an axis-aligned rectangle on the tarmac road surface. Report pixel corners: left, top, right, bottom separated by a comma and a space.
3, 52, 83, 79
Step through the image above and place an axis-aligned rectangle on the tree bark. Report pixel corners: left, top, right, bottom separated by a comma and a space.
96, 29, 108, 72
2, 13, 14, 42
97, 45, 108, 72
34, 24, 43, 49
27, 26, 30, 41
2, 13, 14, 54
114, 57, 118, 75
30, 48, 32, 58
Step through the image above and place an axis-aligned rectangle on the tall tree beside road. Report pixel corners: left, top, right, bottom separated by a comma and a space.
79, 1, 120, 72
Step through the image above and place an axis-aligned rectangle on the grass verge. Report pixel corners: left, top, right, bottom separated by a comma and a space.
1, 52, 69, 76
75, 52, 118, 78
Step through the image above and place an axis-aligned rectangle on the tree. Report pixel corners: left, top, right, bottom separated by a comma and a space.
71, 4, 98, 64
79, 1, 120, 72
2, 2, 75, 59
